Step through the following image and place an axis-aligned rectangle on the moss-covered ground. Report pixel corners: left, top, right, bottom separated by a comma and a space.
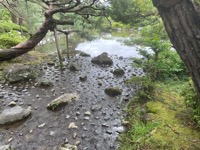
120, 83, 200, 150
0, 51, 47, 81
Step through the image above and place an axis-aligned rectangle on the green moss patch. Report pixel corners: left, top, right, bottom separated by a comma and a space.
120, 86, 200, 150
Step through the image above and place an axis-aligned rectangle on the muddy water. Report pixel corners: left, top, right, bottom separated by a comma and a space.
0, 36, 143, 150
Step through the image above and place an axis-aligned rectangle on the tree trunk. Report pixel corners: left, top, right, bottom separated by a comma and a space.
0, 16, 55, 61
11, 14, 18, 24
152, 0, 200, 101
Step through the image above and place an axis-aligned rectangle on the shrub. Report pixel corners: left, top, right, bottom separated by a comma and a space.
0, 22, 28, 33
0, 32, 26, 48
181, 79, 200, 126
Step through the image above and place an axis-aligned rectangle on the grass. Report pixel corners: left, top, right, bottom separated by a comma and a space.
120, 82, 200, 150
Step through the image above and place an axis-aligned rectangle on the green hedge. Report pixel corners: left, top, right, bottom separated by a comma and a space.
0, 33, 25, 48
0, 22, 28, 33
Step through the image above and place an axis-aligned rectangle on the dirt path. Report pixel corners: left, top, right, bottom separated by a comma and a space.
0, 55, 143, 150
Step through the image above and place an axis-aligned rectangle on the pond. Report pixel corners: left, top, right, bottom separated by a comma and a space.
75, 33, 141, 58
36, 32, 143, 58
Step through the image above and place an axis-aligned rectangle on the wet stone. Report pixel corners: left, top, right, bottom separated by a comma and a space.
0, 106, 31, 125
106, 129, 113, 135
68, 122, 78, 129
8, 101, 16, 107
91, 105, 102, 111
38, 123, 46, 128
64, 138, 69, 144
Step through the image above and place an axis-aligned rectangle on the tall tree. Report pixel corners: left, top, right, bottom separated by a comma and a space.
0, 0, 107, 61
152, 0, 200, 100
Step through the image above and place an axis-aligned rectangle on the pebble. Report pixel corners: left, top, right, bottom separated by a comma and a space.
8, 138, 13, 143
8, 101, 16, 107
68, 122, 78, 129
50, 131, 55, 136
84, 117, 90, 120
106, 129, 113, 135
84, 111, 91, 116
75, 140, 81, 146
38, 123, 46, 128
73, 132, 77, 139
76, 112, 80, 116
102, 123, 109, 127
64, 138, 69, 144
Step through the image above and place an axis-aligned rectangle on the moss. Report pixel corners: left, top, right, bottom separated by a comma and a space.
0, 51, 48, 82
120, 85, 200, 150
146, 101, 161, 113
146, 89, 200, 149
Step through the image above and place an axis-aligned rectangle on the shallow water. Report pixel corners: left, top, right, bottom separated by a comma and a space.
76, 34, 141, 58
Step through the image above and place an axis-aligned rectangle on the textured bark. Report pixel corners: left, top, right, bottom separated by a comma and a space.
152, 0, 200, 100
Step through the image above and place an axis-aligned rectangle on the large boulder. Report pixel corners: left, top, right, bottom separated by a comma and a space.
79, 52, 91, 57
69, 63, 81, 71
0, 106, 31, 125
113, 68, 125, 76
105, 87, 122, 97
91, 52, 113, 66
3, 64, 36, 83
47, 93, 79, 110
38, 79, 53, 87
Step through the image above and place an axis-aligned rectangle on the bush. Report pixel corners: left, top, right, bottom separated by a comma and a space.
0, 22, 28, 33
0, 32, 26, 48
181, 79, 200, 126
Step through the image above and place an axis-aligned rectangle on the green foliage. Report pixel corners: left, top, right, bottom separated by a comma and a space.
127, 76, 155, 101
0, 8, 10, 21
181, 79, 200, 126
0, 8, 27, 48
120, 104, 160, 150
0, 32, 26, 48
0, 22, 28, 33
110, 0, 156, 25
132, 21, 186, 81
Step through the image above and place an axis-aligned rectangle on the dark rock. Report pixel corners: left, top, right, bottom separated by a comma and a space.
80, 52, 91, 57
0, 106, 31, 125
47, 62, 55, 66
69, 63, 81, 71
3, 64, 37, 83
38, 79, 53, 87
79, 74, 87, 81
91, 52, 113, 66
119, 56, 123, 60
0, 95, 4, 99
105, 87, 122, 97
113, 68, 125, 76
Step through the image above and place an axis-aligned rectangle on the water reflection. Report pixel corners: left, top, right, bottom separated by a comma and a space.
76, 35, 141, 58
